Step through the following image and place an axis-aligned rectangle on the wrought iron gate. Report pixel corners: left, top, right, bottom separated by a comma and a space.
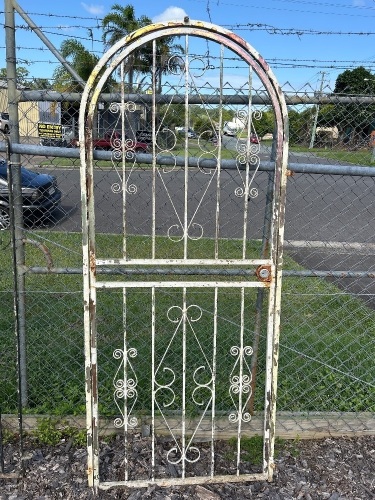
79, 20, 288, 491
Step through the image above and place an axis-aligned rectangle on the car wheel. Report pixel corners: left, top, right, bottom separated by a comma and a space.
0, 206, 10, 230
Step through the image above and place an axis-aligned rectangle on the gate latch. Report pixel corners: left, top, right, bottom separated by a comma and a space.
256, 265, 272, 283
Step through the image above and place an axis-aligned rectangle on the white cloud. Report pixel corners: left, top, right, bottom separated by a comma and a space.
152, 7, 188, 23
81, 2, 105, 15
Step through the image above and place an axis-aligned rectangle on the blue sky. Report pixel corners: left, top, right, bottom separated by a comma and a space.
2, 0, 375, 91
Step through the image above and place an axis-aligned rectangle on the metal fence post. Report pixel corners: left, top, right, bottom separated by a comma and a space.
5, 0, 28, 407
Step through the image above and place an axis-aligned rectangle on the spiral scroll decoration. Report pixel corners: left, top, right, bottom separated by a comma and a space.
113, 347, 138, 428
228, 345, 253, 424
234, 110, 262, 199
155, 303, 213, 467
106, 101, 139, 195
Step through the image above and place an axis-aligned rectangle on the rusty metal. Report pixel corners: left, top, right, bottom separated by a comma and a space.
256, 265, 272, 283
22, 239, 54, 270
80, 19, 288, 490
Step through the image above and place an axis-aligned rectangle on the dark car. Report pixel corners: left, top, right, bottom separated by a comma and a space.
71, 132, 149, 153
250, 133, 260, 144
0, 160, 62, 229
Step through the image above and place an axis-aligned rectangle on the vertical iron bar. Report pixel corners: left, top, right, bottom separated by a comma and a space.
151, 287, 156, 480
182, 287, 187, 479
242, 65, 253, 259
183, 35, 189, 259
79, 77, 97, 489
249, 170, 275, 414
214, 44, 224, 258
121, 62, 127, 259
0, 411, 4, 473
152, 40, 157, 259
210, 288, 218, 477
236, 287, 246, 475
122, 289, 128, 482
267, 110, 289, 481
120, 62, 129, 483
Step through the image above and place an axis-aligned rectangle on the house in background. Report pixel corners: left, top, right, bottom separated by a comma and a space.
0, 80, 61, 139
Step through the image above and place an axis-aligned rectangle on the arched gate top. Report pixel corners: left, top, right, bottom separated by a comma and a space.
79, 19, 288, 158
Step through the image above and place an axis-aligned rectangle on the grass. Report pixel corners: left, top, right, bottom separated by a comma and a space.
0, 231, 374, 418
289, 144, 375, 166
39, 139, 237, 169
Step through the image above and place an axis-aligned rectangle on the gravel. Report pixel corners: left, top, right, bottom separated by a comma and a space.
0, 435, 374, 499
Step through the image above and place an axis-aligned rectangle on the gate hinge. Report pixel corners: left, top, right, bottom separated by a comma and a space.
256, 265, 272, 283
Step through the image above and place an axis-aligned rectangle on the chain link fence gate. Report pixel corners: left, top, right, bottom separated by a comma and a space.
79, 20, 288, 490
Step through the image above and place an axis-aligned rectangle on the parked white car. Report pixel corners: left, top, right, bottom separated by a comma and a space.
223, 121, 237, 136
0, 112, 10, 134
175, 127, 197, 138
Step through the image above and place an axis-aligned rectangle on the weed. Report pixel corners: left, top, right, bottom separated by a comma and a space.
227, 435, 264, 464
0, 427, 17, 445
34, 417, 87, 447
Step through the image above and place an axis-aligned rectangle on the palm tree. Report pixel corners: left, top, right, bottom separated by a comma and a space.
102, 4, 152, 92
146, 36, 184, 94
52, 39, 100, 92
102, 4, 184, 94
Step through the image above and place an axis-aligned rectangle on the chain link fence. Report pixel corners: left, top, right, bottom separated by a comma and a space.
0, 77, 374, 472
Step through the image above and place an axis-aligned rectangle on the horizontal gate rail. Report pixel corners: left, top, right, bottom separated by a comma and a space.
95, 281, 271, 289
18, 266, 375, 280
1, 140, 375, 177
17, 89, 375, 106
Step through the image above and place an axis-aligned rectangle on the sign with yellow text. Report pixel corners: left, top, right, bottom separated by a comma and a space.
38, 123, 62, 139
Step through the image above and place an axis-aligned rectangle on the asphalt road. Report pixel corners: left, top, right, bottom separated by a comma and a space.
48, 162, 375, 244
33, 145, 375, 306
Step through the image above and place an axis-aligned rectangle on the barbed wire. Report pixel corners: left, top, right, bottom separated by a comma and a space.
224, 23, 375, 36
16, 26, 102, 44
2, 43, 374, 67
3, 0, 375, 19
5, 56, 375, 72
0, 10, 101, 21
3, 15, 375, 38
1, 13, 374, 72
203, 0, 375, 18
12, 22, 375, 38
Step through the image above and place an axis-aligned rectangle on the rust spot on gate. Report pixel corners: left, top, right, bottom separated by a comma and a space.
256, 265, 272, 284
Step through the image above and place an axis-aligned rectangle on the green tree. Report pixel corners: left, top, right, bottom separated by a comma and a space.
159, 103, 185, 130
30, 78, 53, 90
334, 66, 375, 95
288, 108, 313, 146
251, 108, 274, 138
330, 67, 375, 144
52, 39, 100, 92
0, 66, 30, 87
102, 4, 151, 91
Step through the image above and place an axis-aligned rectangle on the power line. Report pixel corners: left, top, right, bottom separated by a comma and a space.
191, 0, 375, 18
